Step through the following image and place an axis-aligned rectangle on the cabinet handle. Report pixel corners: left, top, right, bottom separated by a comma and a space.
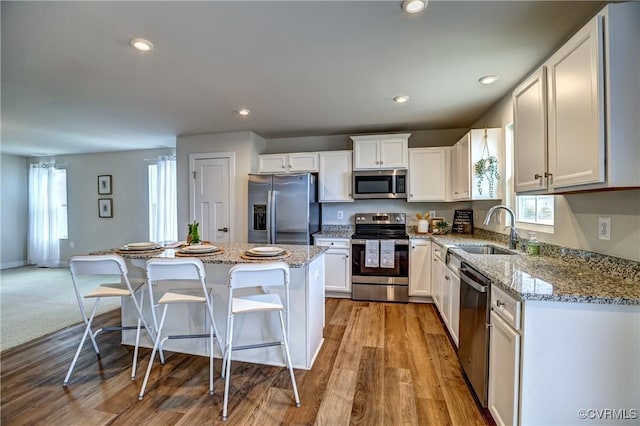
217, 227, 229, 232
445, 275, 450, 281
412, 246, 415, 249
380, 161, 383, 165
330, 242, 334, 245
534, 173, 542, 179
496, 300, 505, 307
282, 165, 286, 169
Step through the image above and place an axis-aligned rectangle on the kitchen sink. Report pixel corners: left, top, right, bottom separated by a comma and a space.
454, 245, 517, 255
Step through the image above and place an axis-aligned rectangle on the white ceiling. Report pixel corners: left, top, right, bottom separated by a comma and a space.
1, 1, 605, 157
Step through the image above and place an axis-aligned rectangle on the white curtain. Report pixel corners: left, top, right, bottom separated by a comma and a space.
28, 164, 60, 267
150, 156, 177, 243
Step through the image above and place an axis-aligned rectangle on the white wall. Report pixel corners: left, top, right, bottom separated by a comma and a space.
27, 148, 174, 263
1, 154, 29, 269
472, 93, 640, 261
176, 131, 265, 243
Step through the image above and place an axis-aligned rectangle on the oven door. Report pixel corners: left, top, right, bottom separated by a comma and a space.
351, 239, 409, 281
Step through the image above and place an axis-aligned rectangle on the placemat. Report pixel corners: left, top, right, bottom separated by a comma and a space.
175, 248, 225, 258
116, 247, 165, 255
239, 251, 290, 261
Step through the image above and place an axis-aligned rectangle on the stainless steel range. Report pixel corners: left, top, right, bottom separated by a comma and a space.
351, 213, 409, 303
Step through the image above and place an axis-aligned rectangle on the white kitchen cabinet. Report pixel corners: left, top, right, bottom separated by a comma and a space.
452, 134, 471, 200
448, 266, 460, 347
351, 134, 409, 170
451, 129, 502, 201
488, 285, 521, 426
319, 151, 353, 203
258, 152, 319, 174
514, 3, 640, 193
546, 14, 604, 189
431, 244, 445, 312
314, 237, 351, 295
489, 311, 521, 426
409, 239, 431, 297
408, 148, 448, 202
513, 68, 548, 193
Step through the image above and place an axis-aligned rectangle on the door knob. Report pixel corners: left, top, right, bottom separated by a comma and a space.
217, 227, 229, 232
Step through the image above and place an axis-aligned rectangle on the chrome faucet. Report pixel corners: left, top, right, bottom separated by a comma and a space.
483, 205, 519, 249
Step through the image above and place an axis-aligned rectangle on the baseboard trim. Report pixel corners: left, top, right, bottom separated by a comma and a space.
1, 260, 27, 270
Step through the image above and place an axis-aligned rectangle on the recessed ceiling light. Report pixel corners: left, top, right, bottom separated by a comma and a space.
402, 0, 427, 14
130, 38, 153, 52
238, 108, 250, 116
478, 75, 499, 85
393, 96, 410, 103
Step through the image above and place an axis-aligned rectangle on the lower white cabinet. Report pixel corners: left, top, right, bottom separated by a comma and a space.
489, 310, 521, 426
431, 244, 445, 311
314, 238, 351, 295
446, 266, 460, 347
409, 239, 431, 296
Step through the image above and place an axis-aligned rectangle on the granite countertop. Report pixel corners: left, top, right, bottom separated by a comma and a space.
408, 231, 640, 306
313, 225, 354, 239
94, 243, 327, 268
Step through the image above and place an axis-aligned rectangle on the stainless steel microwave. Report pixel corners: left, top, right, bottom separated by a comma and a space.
353, 169, 407, 199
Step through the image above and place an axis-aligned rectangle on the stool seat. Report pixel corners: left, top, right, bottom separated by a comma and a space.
222, 261, 300, 421
138, 257, 222, 400
63, 254, 154, 386
232, 293, 283, 314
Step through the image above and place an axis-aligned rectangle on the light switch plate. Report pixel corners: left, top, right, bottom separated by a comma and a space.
598, 217, 611, 240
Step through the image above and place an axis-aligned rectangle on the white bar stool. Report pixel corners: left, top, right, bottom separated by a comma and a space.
138, 257, 222, 400
221, 261, 300, 421
63, 254, 154, 386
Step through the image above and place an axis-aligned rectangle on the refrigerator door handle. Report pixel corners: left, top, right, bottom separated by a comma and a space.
266, 190, 272, 244
271, 190, 278, 243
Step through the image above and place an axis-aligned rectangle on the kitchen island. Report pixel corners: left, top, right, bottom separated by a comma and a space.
96, 243, 326, 370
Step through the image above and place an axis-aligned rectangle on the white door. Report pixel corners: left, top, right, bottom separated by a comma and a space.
408, 148, 446, 201
193, 157, 231, 243
489, 311, 521, 426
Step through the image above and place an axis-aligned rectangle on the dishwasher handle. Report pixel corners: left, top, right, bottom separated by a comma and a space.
460, 271, 488, 293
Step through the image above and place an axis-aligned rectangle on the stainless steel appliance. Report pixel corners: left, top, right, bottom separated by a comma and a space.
458, 261, 492, 407
353, 169, 407, 199
247, 173, 320, 245
351, 213, 409, 302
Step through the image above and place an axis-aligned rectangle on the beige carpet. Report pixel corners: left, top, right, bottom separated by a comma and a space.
0, 266, 121, 351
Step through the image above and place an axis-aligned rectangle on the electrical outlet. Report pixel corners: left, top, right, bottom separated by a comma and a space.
429, 210, 436, 219
337, 210, 344, 220
598, 217, 611, 240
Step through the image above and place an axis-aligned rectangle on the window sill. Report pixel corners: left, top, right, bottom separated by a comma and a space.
515, 221, 554, 234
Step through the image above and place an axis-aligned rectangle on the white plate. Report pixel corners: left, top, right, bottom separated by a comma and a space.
122, 242, 161, 250
248, 246, 284, 254
181, 244, 218, 253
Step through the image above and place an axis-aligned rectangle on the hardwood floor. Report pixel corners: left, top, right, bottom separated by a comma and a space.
1, 299, 489, 425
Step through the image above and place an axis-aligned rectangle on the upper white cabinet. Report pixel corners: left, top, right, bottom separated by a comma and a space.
513, 68, 548, 193
452, 129, 502, 200
409, 239, 431, 297
351, 134, 410, 170
408, 148, 448, 202
546, 14, 604, 190
258, 152, 319, 174
514, 3, 640, 193
319, 151, 353, 202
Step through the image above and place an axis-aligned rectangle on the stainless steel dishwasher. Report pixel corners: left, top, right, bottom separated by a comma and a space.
458, 261, 491, 407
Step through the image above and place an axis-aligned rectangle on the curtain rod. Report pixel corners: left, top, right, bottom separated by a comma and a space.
30, 162, 68, 168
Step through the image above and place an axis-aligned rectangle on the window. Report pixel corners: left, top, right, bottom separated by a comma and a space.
505, 122, 555, 230
148, 156, 177, 243
516, 195, 554, 226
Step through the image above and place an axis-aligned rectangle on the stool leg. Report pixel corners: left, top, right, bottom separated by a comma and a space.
278, 311, 300, 407
131, 290, 144, 380
63, 299, 101, 386
209, 323, 214, 395
139, 304, 168, 400
222, 314, 234, 421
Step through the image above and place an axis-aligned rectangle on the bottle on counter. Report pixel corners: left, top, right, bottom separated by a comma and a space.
527, 232, 540, 256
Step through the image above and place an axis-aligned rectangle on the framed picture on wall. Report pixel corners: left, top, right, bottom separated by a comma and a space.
98, 198, 113, 218
98, 175, 112, 195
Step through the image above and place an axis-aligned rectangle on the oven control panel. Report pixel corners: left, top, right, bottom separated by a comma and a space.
355, 213, 406, 225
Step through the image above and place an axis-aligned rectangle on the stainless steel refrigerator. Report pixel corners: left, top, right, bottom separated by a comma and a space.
248, 173, 320, 245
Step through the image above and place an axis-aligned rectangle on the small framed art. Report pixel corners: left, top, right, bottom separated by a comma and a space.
98, 198, 113, 218
98, 175, 112, 195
